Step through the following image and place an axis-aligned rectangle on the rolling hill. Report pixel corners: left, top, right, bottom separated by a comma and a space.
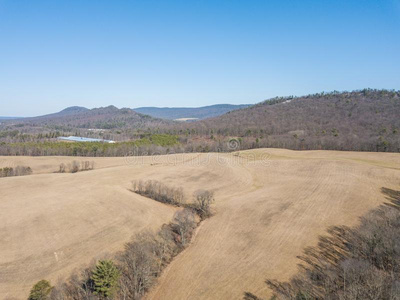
179, 89, 400, 152
1, 149, 399, 298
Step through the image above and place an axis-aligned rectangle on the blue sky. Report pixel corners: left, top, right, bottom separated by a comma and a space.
0, 0, 399, 116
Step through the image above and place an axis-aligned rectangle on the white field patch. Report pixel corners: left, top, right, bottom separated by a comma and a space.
174, 117, 199, 121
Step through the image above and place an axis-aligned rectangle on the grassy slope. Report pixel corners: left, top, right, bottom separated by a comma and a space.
146, 149, 400, 300
0, 149, 399, 299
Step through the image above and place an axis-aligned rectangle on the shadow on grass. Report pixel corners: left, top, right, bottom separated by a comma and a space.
244, 187, 400, 300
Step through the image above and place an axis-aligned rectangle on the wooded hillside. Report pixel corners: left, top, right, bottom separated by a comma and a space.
1, 89, 399, 154
173, 89, 400, 152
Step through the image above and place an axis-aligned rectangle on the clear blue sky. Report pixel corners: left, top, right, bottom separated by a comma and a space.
0, 0, 399, 116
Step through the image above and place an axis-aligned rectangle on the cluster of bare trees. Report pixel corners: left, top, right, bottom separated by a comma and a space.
0, 165, 32, 177
246, 187, 400, 300
193, 190, 215, 219
59, 161, 94, 173
41, 208, 197, 300
117, 209, 197, 298
132, 180, 215, 219
132, 180, 185, 206
29, 181, 215, 299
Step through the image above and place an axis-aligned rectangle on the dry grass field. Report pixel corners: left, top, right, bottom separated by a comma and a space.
0, 149, 399, 299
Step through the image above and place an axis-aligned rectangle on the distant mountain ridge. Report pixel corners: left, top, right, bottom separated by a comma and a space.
58, 106, 89, 115
133, 104, 250, 120
11, 105, 169, 129
1, 103, 250, 122
1, 102, 252, 129
1, 89, 399, 153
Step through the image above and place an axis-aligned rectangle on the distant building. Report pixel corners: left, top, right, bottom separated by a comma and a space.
57, 136, 115, 143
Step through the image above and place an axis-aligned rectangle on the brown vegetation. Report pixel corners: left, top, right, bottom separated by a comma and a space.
1, 89, 399, 156
43, 208, 199, 299
132, 180, 185, 206
177, 89, 400, 153
28, 180, 212, 300
1, 150, 398, 299
58, 161, 95, 173
246, 188, 400, 300
193, 190, 215, 219
0, 165, 32, 177
131, 180, 216, 220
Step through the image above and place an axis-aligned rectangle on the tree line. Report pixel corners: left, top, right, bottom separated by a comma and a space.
244, 187, 400, 300
0, 165, 32, 177
132, 180, 215, 219
2, 89, 400, 155
27, 183, 215, 300
58, 161, 95, 173
0, 134, 180, 156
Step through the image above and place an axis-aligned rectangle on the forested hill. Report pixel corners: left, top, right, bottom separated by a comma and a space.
133, 104, 250, 120
177, 89, 400, 152
1, 89, 399, 154
12, 105, 169, 130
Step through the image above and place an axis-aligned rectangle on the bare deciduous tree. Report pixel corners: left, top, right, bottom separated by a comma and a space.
58, 163, 66, 173
41, 184, 213, 300
117, 232, 160, 299
0, 166, 32, 178
173, 209, 197, 247
194, 190, 215, 219
131, 180, 185, 206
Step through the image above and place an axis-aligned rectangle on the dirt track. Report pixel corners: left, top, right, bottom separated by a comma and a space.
0, 149, 399, 299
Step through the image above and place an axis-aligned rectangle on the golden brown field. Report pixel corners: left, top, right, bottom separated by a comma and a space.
0, 149, 399, 299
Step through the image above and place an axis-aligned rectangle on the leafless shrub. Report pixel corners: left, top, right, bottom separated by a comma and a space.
50, 265, 95, 299
131, 180, 185, 206
58, 161, 95, 173
194, 190, 215, 219
59, 163, 66, 173
70, 161, 80, 173
81, 160, 95, 171
0, 166, 32, 177
116, 212, 197, 300
14, 165, 33, 176
156, 224, 179, 268
117, 232, 160, 299
172, 209, 197, 247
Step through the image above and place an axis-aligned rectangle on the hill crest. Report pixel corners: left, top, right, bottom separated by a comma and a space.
133, 104, 250, 120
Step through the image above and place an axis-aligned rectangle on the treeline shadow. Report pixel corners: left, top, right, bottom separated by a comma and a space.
245, 187, 400, 300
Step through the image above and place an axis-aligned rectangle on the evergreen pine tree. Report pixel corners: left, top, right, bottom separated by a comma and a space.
28, 280, 52, 300
91, 260, 120, 298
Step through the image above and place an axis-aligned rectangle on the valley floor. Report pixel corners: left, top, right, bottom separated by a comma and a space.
0, 149, 399, 299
